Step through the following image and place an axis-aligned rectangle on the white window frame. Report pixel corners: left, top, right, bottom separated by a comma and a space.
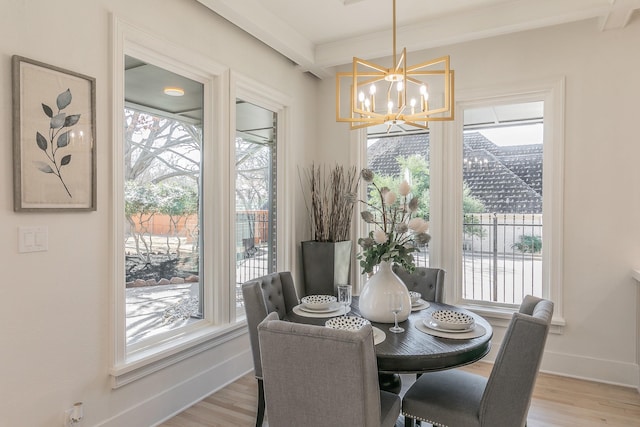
439, 77, 566, 330
355, 78, 566, 331
229, 72, 293, 319
110, 18, 264, 387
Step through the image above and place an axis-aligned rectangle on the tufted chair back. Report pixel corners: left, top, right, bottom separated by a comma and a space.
241, 271, 299, 379
392, 266, 445, 303
258, 312, 401, 427
478, 295, 553, 426
401, 295, 553, 427
241, 272, 299, 426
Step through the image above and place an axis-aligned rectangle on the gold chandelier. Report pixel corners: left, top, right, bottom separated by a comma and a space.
336, 0, 454, 131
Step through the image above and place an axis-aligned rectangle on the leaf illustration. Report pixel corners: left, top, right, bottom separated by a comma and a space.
60, 154, 72, 166
41, 103, 53, 118
57, 88, 72, 110
50, 113, 66, 129
57, 130, 71, 148
34, 161, 54, 173
36, 132, 48, 150
64, 114, 80, 127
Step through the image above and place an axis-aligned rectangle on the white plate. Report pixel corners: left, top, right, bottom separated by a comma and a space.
293, 304, 351, 318
372, 326, 386, 345
411, 300, 430, 311
416, 321, 486, 340
423, 318, 475, 333
298, 302, 343, 313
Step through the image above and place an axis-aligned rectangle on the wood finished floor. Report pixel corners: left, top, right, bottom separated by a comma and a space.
159, 362, 640, 427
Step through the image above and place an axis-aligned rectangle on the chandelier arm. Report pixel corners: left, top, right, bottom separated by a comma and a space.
355, 57, 390, 74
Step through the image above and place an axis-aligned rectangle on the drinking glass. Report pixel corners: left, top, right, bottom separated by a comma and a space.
337, 284, 352, 317
388, 292, 405, 333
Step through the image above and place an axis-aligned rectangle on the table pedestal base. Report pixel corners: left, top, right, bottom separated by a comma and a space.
378, 372, 402, 394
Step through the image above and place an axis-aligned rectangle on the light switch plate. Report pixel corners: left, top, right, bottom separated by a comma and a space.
18, 226, 48, 253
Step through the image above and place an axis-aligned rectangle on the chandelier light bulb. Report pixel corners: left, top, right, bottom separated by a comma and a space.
369, 84, 377, 95
420, 85, 429, 112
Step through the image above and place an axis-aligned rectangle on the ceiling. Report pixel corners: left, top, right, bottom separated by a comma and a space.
196, 0, 640, 78
125, 55, 276, 141
125, 0, 639, 136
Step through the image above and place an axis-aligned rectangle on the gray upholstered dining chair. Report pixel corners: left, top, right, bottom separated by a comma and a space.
392, 266, 445, 303
241, 272, 299, 427
402, 295, 554, 427
258, 312, 401, 427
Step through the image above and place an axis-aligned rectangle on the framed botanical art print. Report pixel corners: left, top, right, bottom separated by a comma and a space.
12, 55, 96, 211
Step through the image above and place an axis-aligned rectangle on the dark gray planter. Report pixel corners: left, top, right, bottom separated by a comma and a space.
301, 240, 352, 296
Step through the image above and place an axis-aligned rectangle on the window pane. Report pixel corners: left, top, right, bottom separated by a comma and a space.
234, 99, 277, 316
461, 101, 543, 304
124, 56, 204, 346
366, 132, 431, 268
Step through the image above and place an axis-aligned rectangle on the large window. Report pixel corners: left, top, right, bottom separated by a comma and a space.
234, 99, 278, 317
446, 81, 564, 320
123, 56, 204, 347
461, 101, 544, 305
362, 79, 564, 321
112, 23, 291, 386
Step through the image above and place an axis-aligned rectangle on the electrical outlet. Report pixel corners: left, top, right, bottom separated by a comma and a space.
64, 407, 73, 427
64, 402, 83, 427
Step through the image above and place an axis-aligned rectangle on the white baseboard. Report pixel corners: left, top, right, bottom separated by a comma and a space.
97, 349, 253, 427
540, 350, 639, 389
481, 348, 639, 389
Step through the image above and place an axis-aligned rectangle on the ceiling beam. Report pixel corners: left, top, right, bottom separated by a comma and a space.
197, 0, 626, 79
196, 0, 331, 78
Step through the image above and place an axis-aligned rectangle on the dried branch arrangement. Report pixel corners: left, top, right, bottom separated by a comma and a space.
301, 164, 359, 242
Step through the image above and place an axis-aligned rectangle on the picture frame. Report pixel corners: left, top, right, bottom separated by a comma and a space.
12, 55, 96, 211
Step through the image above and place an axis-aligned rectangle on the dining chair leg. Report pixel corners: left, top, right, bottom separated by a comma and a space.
378, 372, 402, 394
404, 416, 415, 427
256, 378, 265, 427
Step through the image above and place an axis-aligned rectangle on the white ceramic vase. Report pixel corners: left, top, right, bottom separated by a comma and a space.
358, 261, 411, 323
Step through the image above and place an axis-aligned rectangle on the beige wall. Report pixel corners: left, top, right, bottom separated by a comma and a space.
0, 0, 316, 426
319, 18, 640, 386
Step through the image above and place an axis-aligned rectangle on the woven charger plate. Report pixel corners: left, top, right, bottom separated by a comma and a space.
416, 321, 486, 340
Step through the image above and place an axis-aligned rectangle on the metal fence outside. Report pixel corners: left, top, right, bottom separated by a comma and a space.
462, 213, 542, 304
235, 211, 271, 311
233, 211, 543, 307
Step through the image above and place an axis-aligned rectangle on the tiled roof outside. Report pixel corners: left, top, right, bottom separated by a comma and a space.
368, 134, 430, 177
367, 132, 542, 213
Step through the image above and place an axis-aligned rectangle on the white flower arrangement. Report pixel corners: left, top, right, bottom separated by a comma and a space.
357, 168, 431, 275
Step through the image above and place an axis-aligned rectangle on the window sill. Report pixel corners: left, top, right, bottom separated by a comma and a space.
110, 321, 247, 388
458, 303, 566, 335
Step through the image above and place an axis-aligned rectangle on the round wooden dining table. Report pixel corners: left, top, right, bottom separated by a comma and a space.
285, 296, 493, 392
